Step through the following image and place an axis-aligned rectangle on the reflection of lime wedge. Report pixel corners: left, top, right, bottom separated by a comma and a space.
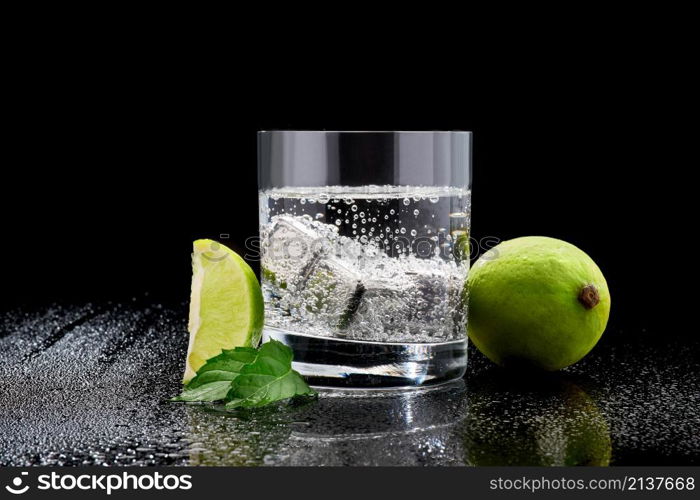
183, 239, 264, 383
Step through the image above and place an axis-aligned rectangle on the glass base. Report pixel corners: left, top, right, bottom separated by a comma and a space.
262, 326, 468, 389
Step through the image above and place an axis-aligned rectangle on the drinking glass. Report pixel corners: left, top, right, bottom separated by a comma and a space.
258, 131, 472, 388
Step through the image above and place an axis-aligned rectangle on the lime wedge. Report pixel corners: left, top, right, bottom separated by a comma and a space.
183, 239, 264, 383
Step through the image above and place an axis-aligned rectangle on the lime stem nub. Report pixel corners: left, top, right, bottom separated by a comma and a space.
578, 284, 600, 309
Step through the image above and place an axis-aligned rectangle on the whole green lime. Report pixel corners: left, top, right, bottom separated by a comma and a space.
467, 237, 610, 370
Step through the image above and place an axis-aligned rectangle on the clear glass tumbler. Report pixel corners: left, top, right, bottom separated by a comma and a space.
258, 131, 472, 388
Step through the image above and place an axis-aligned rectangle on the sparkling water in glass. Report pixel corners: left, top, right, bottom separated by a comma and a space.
258, 131, 472, 388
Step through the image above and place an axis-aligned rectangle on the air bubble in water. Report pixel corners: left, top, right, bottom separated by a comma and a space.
351, 205, 358, 212
411, 229, 417, 236
403, 198, 410, 206
315, 213, 324, 220
318, 193, 330, 203
429, 196, 439, 203
400, 227, 406, 234
335, 219, 342, 226
413, 209, 420, 216
300, 198, 306, 205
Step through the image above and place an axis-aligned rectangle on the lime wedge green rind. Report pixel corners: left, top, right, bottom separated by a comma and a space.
183, 239, 264, 384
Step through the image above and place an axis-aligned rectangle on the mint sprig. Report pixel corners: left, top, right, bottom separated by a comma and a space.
172, 340, 315, 407
225, 339, 315, 408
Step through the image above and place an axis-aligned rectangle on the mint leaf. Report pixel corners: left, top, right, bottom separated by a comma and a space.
187, 347, 259, 389
172, 346, 260, 402
172, 381, 232, 402
224, 340, 316, 408
171, 341, 315, 408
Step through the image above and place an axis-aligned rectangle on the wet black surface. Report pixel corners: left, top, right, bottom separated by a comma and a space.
1, 302, 698, 466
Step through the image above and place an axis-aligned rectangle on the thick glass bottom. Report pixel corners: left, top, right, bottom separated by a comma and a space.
262, 326, 468, 389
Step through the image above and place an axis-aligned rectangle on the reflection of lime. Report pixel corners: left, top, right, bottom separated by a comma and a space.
464, 373, 611, 466
183, 240, 264, 383
452, 230, 470, 261
467, 237, 610, 370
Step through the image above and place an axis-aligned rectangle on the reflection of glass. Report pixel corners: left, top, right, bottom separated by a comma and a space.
462, 371, 611, 466
185, 382, 467, 466
258, 131, 471, 388
282, 382, 467, 466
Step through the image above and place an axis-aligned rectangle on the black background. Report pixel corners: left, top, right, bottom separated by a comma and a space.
2, 45, 689, 342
